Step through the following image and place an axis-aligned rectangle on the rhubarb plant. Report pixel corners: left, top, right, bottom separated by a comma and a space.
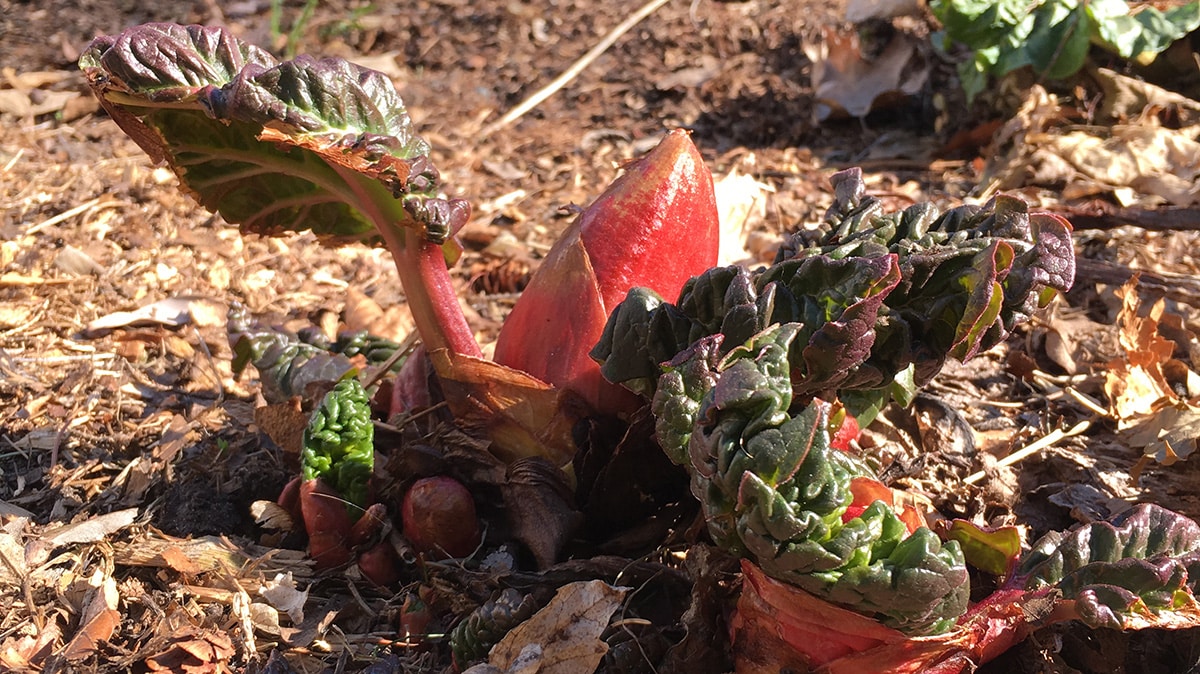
81, 22, 1200, 672
593, 168, 1077, 642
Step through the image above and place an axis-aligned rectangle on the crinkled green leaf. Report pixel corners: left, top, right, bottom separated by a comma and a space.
227, 302, 405, 403
664, 323, 969, 634
79, 22, 467, 247
301, 376, 374, 513
594, 168, 1074, 418
1013, 503, 1200, 629
651, 335, 723, 465
228, 302, 356, 403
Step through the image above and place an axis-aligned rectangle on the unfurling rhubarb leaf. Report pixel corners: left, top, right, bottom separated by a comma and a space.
738, 505, 1200, 673
227, 302, 405, 403
1011, 503, 1200, 630
494, 130, 719, 416
595, 167, 1075, 425
654, 324, 969, 634
80, 22, 480, 365
301, 376, 374, 513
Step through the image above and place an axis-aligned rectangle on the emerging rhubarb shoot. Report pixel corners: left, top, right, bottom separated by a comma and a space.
493, 129, 719, 415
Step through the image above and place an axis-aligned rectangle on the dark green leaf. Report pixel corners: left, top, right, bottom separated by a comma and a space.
660, 323, 969, 633
1013, 504, 1200, 629
79, 22, 467, 247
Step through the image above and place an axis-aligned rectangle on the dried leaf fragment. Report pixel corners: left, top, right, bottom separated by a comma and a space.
62, 570, 120, 660
0, 621, 60, 670
487, 580, 627, 674
259, 573, 309, 625
143, 626, 235, 673
40, 507, 138, 549
1104, 276, 1200, 469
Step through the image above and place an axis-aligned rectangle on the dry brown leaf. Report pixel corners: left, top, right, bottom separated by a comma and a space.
988, 84, 1200, 206
1040, 307, 1114, 376
1105, 278, 1177, 419
0, 89, 79, 117
0, 532, 27, 585
805, 28, 929, 121
0, 621, 60, 670
714, 164, 775, 267
143, 627, 235, 673
254, 397, 307, 455
503, 458, 584, 570
430, 350, 579, 469
1105, 277, 1200, 471
82, 296, 221, 337
259, 572, 309, 625
1051, 125, 1200, 207
40, 507, 138, 549
61, 570, 119, 660
488, 580, 627, 674
344, 286, 413, 341
251, 500, 296, 533
161, 545, 203, 576
1126, 403, 1200, 468
1095, 67, 1200, 124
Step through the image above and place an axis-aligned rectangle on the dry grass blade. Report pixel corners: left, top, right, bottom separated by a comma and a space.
479, 0, 672, 138
964, 420, 1092, 485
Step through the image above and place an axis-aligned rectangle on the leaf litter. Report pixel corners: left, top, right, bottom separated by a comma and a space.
1, 0, 1200, 672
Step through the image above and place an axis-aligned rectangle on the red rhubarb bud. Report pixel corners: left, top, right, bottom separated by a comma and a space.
347, 503, 402, 586
401, 476, 481, 559
493, 130, 719, 416
299, 477, 355, 570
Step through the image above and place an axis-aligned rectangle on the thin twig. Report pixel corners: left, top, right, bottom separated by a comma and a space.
479, 0, 672, 138
26, 195, 117, 235
964, 420, 1091, 485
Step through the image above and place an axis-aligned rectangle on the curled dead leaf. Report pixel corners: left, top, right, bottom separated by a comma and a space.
62, 570, 119, 661
143, 627, 235, 673
503, 458, 583, 570
805, 27, 929, 121
1105, 276, 1200, 471
487, 580, 628, 674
